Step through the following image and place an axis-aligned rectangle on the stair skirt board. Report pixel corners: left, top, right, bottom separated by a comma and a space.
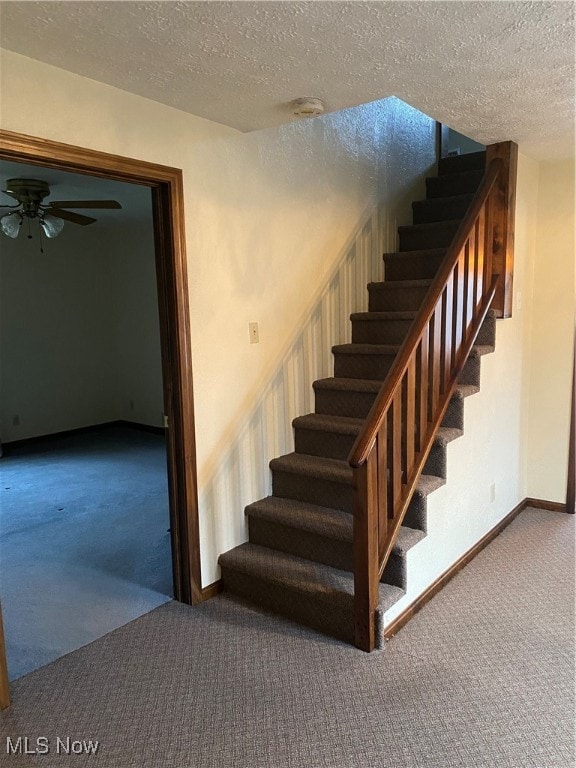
219, 151, 497, 647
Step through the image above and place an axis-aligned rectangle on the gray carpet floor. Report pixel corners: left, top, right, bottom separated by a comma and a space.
0, 427, 173, 681
0, 508, 573, 767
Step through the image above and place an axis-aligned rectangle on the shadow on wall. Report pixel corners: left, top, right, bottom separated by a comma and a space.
199, 203, 395, 568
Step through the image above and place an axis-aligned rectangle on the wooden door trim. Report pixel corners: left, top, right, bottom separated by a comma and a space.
0, 130, 202, 607
567, 326, 575, 514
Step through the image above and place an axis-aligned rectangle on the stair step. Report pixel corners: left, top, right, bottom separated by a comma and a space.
247, 496, 426, 584
384, 249, 446, 281
368, 279, 432, 311
270, 453, 354, 512
351, 311, 417, 344
247, 497, 353, 571
219, 542, 405, 644
423, 426, 464, 479
412, 193, 475, 224
426, 170, 484, 199
293, 413, 364, 460
403, 474, 447, 531
438, 150, 486, 176
399, 219, 461, 251
332, 343, 400, 380
313, 377, 382, 419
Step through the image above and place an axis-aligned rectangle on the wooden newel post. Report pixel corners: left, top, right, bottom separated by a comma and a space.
485, 141, 518, 318
353, 450, 380, 652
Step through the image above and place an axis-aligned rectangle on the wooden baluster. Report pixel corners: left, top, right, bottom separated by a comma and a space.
441, 276, 454, 392
404, 359, 416, 481
377, 421, 389, 563
466, 234, 476, 336
452, 251, 464, 362
475, 209, 486, 308
418, 329, 429, 452
484, 194, 494, 288
430, 303, 442, 415
462, 240, 471, 340
353, 453, 379, 652
390, 390, 402, 510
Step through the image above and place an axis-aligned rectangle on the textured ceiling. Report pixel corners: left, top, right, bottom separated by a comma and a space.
0, 1, 574, 159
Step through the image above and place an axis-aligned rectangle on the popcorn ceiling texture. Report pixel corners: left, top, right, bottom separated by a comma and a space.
0, 1, 574, 159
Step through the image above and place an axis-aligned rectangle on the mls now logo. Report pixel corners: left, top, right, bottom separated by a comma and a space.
6, 736, 100, 756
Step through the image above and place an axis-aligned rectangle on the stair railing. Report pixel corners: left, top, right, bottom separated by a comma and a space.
349, 157, 504, 651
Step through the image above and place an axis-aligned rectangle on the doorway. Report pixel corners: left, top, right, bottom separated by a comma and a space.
0, 130, 201, 704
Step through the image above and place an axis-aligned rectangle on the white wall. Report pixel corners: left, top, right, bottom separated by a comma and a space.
526, 159, 575, 502
0, 50, 437, 584
0, 201, 165, 441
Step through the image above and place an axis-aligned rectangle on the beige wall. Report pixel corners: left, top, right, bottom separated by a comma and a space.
0, 50, 437, 584
526, 159, 575, 502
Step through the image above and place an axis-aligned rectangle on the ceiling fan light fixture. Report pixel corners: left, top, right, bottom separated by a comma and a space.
40, 213, 65, 239
0, 212, 23, 238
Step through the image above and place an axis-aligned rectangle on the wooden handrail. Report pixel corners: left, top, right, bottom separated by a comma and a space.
349, 158, 503, 468
350, 156, 506, 651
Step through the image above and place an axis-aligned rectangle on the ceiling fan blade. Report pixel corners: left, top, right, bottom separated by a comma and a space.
46, 200, 122, 209
49, 208, 97, 226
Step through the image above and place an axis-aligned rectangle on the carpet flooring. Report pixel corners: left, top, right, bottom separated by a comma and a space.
0, 426, 173, 681
1, 508, 573, 767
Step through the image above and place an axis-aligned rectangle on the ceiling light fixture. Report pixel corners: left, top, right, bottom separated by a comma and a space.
292, 97, 325, 118
0, 178, 122, 252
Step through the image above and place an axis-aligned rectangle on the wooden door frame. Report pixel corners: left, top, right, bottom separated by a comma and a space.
0, 130, 202, 706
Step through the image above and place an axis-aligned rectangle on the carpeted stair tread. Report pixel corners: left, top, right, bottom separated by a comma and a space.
398, 218, 462, 234
246, 496, 353, 542
350, 310, 418, 322
426, 170, 484, 199
332, 343, 401, 356
384, 249, 447, 281
470, 343, 495, 357
292, 413, 364, 436
219, 543, 403, 611
394, 525, 426, 554
219, 543, 356, 596
246, 495, 424, 560
412, 193, 475, 224
455, 383, 480, 398
416, 473, 446, 496
313, 377, 382, 394
438, 150, 486, 175
270, 452, 352, 485
368, 278, 432, 289
435, 426, 464, 444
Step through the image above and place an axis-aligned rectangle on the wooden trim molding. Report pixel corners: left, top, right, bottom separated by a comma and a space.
384, 497, 563, 639
0, 601, 9, 710
200, 580, 222, 601
567, 327, 575, 514
485, 141, 518, 319
0, 129, 202, 606
524, 498, 567, 514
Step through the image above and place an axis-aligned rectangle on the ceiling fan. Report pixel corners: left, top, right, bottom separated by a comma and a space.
0, 178, 122, 241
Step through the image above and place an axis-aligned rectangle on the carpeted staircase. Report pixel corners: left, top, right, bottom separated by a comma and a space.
219, 150, 496, 646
